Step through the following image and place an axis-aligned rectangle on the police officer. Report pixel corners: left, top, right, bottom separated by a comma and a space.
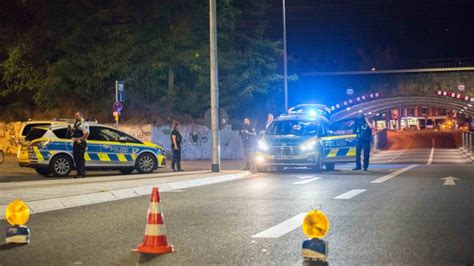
240, 118, 257, 170
71, 112, 89, 178
353, 114, 372, 171
170, 120, 183, 172
265, 113, 274, 130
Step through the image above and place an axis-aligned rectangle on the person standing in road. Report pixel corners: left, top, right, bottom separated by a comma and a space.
240, 118, 257, 170
170, 120, 183, 172
265, 113, 274, 130
71, 112, 89, 178
353, 114, 372, 171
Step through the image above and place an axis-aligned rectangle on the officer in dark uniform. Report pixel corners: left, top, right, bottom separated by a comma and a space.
70, 112, 89, 178
353, 114, 372, 171
240, 118, 257, 170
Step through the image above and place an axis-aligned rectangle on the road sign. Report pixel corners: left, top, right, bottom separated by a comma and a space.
346, 87, 354, 95
113, 102, 123, 114
117, 81, 125, 102
458, 83, 465, 91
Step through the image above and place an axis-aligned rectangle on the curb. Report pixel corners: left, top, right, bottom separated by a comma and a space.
0, 171, 253, 220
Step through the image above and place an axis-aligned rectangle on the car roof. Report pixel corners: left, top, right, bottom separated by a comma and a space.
46, 122, 109, 131
275, 115, 327, 122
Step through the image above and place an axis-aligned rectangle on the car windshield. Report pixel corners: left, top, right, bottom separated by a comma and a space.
25, 128, 47, 141
266, 120, 322, 136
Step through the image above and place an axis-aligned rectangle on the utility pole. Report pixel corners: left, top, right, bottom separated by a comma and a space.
209, 0, 221, 172
283, 0, 289, 111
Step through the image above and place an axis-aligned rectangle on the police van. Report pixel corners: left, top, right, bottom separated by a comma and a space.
255, 104, 357, 172
18, 122, 166, 177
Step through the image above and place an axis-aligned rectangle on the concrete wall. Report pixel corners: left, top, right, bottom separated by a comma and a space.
0, 122, 22, 154
115, 123, 245, 160
152, 124, 244, 160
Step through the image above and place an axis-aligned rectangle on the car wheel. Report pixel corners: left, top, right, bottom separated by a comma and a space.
35, 168, 51, 177
312, 152, 323, 172
119, 168, 135, 175
49, 154, 73, 177
325, 163, 335, 171
136, 153, 157, 174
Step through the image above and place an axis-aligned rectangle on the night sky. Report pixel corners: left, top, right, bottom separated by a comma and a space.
268, 0, 474, 73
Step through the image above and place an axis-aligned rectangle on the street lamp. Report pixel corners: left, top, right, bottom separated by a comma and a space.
283, 0, 289, 111
209, 0, 220, 172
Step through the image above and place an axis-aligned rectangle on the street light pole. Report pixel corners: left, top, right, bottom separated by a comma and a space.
283, 0, 289, 111
209, 0, 221, 172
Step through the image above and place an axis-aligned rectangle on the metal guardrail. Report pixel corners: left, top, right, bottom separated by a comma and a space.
462, 131, 474, 156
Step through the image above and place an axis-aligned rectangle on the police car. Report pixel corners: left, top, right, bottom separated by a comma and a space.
18, 122, 166, 177
255, 104, 357, 172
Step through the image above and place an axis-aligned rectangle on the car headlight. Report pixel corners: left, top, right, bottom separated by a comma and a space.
300, 140, 317, 151
258, 140, 269, 151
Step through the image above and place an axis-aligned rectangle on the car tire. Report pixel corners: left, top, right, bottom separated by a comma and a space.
119, 168, 135, 175
35, 168, 51, 177
136, 153, 157, 174
312, 152, 323, 172
325, 163, 335, 171
49, 154, 73, 177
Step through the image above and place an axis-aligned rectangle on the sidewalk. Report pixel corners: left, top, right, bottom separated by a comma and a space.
0, 170, 253, 219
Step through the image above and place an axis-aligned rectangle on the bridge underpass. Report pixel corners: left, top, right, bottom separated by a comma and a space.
331, 96, 473, 165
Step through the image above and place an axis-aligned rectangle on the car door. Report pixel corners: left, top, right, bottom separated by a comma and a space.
95, 127, 135, 167
321, 118, 358, 162
85, 126, 110, 167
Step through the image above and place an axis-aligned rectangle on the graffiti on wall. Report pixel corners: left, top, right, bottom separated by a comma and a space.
154, 123, 244, 160
117, 124, 153, 143
0, 122, 22, 154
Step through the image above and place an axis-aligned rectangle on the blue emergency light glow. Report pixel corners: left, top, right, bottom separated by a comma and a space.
309, 110, 317, 117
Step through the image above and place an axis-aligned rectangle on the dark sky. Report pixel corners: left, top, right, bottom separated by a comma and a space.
267, 0, 474, 72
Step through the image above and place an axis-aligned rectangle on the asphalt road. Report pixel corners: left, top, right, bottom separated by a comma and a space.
0, 155, 246, 183
1, 163, 473, 265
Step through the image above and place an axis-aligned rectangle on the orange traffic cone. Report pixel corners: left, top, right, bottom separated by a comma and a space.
135, 187, 175, 254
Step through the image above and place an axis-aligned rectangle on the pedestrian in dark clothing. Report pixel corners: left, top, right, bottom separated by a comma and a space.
353, 115, 372, 171
240, 118, 257, 170
170, 120, 183, 172
70, 112, 89, 178
265, 113, 274, 130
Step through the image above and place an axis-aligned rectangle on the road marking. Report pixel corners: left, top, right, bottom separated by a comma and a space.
427, 137, 435, 165
370, 164, 418, 184
441, 176, 459, 186
297, 175, 316, 179
333, 189, 366, 199
252, 213, 307, 238
293, 177, 321, 185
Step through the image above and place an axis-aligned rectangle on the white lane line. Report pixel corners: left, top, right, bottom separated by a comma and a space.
252, 213, 307, 238
293, 177, 321, 185
427, 137, 435, 165
297, 175, 316, 179
370, 164, 418, 184
333, 189, 366, 199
